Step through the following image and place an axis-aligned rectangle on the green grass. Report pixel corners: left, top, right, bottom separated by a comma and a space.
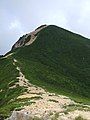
75, 116, 87, 120
49, 99, 59, 103
0, 99, 35, 117
51, 112, 59, 120
0, 57, 27, 117
63, 103, 90, 114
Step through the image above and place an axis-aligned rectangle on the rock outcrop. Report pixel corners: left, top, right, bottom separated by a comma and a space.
12, 25, 47, 50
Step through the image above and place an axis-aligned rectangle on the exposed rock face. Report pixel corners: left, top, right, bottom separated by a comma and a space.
6, 109, 90, 120
12, 25, 47, 50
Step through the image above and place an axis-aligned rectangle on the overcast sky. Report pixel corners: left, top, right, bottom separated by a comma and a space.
0, 0, 90, 54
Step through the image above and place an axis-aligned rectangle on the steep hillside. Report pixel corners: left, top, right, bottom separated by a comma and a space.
0, 25, 90, 119
12, 25, 90, 99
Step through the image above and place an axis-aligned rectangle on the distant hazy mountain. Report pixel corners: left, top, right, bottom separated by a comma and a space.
0, 25, 90, 120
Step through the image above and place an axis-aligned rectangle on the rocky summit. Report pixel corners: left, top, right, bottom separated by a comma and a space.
12, 25, 47, 50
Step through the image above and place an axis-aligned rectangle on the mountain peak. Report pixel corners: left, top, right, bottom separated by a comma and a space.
12, 24, 48, 50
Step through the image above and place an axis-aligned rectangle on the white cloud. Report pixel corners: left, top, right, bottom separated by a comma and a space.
82, 1, 90, 14
42, 12, 68, 29
9, 20, 24, 34
9, 20, 19, 29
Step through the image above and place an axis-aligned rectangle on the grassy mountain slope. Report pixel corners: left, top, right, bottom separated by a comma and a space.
13, 25, 90, 100
0, 25, 90, 118
0, 57, 27, 118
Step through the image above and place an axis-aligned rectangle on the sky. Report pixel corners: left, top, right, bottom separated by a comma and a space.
0, 0, 90, 55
